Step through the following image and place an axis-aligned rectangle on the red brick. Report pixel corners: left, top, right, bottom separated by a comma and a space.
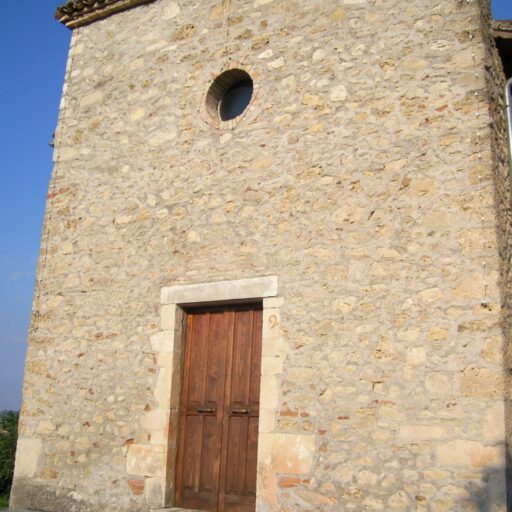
128, 479, 145, 495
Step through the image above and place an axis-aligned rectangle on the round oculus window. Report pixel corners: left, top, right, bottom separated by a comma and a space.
206, 69, 253, 123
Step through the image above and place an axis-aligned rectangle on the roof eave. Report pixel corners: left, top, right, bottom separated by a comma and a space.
55, 0, 157, 29
492, 20, 512, 39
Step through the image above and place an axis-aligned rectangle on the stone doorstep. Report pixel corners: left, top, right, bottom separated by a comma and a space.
2, 508, 201, 512
159, 509, 203, 511
2, 508, 211, 511
155, 509, 203, 511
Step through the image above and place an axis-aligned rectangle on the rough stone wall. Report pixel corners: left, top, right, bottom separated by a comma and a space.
480, 1, 512, 509
10, 0, 510, 511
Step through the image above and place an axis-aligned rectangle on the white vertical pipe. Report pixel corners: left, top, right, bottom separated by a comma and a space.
506, 78, 512, 171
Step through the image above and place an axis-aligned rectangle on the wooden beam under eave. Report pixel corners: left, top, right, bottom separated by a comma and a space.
55, 0, 157, 29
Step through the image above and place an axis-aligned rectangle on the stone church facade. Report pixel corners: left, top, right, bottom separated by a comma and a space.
10, 0, 512, 510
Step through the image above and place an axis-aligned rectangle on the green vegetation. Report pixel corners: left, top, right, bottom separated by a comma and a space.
0, 410, 19, 507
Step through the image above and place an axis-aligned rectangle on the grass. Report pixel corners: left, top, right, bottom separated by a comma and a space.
0, 494, 9, 507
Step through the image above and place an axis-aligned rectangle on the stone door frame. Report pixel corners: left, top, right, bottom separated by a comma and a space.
125, 276, 314, 510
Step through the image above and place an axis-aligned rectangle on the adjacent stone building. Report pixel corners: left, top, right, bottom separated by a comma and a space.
10, 0, 512, 510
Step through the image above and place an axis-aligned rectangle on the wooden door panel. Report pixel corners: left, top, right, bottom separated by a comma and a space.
246, 417, 259, 496
176, 311, 226, 511
224, 416, 245, 494
249, 311, 262, 407
199, 415, 220, 493
204, 312, 228, 406
229, 309, 253, 406
181, 415, 200, 490
186, 312, 209, 405
176, 304, 261, 512
223, 415, 258, 499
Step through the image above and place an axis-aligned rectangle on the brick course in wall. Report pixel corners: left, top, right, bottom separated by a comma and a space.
10, 0, 512, 510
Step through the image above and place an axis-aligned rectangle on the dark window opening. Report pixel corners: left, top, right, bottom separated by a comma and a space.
496, 37, 512, 79
206, 69, 253, 123
493, 22, 512, 79
219, 79, 253, 121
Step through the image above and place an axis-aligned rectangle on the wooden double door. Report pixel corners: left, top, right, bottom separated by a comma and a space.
175, 303, 262, 512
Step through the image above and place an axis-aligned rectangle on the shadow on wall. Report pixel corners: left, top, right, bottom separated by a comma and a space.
459, 465, 507, 512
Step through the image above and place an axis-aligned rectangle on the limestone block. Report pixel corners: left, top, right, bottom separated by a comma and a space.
141, 409, 169, 431
363, 497, 384, 510
405, 347, 426, 366
388, 491, 410, 510
262, 307, 281, 335
126, 444, 166, 477
154, 367, 172, 407
262, 296, 284, 308
296, 490, 336, 506
258, 408, 274, 433
129, 57, 144, 70
145, 477, 165, 509
302, 94, 324, 107
418, 287, 444, 304
424, 470, 450, 480
150, 331, 174, 353
161, 276, 278, 304
330, 7, 346, 20
357, 470, 378, 486
334, 465, 353, 483
461, 366, 504, 398
261, 355, 283, 375
257, 50, 274, 60
286, 367, 316, 383
453, 273, 486, 300
13, 438, 42, 478
157, 352, 173, 368
258, 433, 314, 474
259, 375, 279, 409
425, 372, 453, 394
481, 336, 502, 365
398, 425, 447, 443
330, 85, 347, 102
427, 327, 448, 342
130, 107, 145, 121
148, 129, 177, 147
436, 440, 504, 468
268, 57, 285, 69
80, 91, 103, 108
58, 147, 78, 161
161, 2, 180, 19
36, 420, 55, 435
482, 402, 505, 443
384, 159, 407, 172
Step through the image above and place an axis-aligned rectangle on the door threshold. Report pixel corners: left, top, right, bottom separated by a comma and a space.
154, 508, 205, 511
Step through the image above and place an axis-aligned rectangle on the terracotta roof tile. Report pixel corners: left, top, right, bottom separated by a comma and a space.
55, 0, 156, 29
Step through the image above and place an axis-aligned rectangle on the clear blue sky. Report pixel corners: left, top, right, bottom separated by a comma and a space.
0, 1, 511, 412
0, 1, 70, 411
494, 0, 512, 19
